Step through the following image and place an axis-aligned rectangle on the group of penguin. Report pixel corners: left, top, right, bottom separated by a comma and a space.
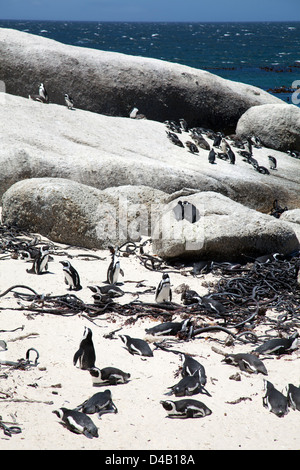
19, 242, 300, 437
29, 82, 74, 110
165, 118, 278, 175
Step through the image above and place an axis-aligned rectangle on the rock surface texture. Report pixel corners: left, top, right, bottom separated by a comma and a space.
0, 27, 283, 132
236, 104, 300, 151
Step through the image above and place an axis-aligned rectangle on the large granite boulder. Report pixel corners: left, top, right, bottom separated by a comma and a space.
1, 178, 167, 249
0, 93, 299, 214
0, 27, 283, 132
152, 192, 299, 260
236, 104, 300, 151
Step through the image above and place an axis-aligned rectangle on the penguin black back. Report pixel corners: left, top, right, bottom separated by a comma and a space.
73, 327, 96, 370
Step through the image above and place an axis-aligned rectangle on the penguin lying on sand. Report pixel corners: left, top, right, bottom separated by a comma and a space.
75, 390, 118, 418
52, 408, 98, 438
263, 380, 289, 417
119, 334, 153, 357
89, 366, 131, 386
160, 399, 212, 419
222, 353, 268, 375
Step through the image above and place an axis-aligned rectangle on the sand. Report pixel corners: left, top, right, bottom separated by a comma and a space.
0, 232, 299, 452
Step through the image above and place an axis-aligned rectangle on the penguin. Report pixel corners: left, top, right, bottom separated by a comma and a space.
263, 380, 289, 417
199, 295, 227, 316
286, 384, 300, 411
155, 273, 172, 303
185, 141, 199, 154
213, 134, 222, 148
256, 165, 270, 175
145, 319, 192, 336
119, 334, 153, 357
180, 354, 207, 386
191, 260, 213, 276
181, 289, 201, 305
168, 370, 203, 397
73, 327, 96, 370
64, 93, 74, 109
52, 407, 98, 438
20, 246, 40, 262
190, 131, 210, 150
166, 131, 184, 147
227, 147, 236, 164
179, 118, 188, 132
107, 248, 124, 284
254, 332, 299, 355
26, 245, 49, 274
75, 390, 118, 418
208, 148, 216, 164
60, 260, 82, 291
89, 366, 131, 386
268, 155, 277, 170
29, 83, 49, 103
181, 201, 199, 223
87, 284, 124, 298
254, 252, 283, 264
222, 353, 268, 375
160, 399, 212, 419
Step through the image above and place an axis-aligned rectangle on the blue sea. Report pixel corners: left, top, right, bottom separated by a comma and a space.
1, 20, 300, 103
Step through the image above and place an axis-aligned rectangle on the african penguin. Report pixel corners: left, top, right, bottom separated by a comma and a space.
222, 353, 268, 375
52, 408, 98, 438
75, 390, 118, 418
160, 399, 212, 419
208, 148, 216, 164
60, 260, 82, 291
180, 354, 207, 386
107, 248, 124, 284
168, 370, 203, 397
26, 245, 49, 274
64, 93, 74, 109
254, 332, 299, 355
286, 384, 300, 411
268, 155, 277, 170
181, 289, 201, 305
73, 327, 96, 370
155, 273, 172, 303
199, 295, 227, 316
145, 319, 192, 337
119, 334, 153, 357
87, 284, 124, 298
263, 380, 289, 417
185, 141, 199, 154
166, 131, 184, 147
179, 118, 188, 131
89, 366, 131, 386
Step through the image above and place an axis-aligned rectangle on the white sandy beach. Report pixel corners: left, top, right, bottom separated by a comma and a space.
0, 233, 299, 451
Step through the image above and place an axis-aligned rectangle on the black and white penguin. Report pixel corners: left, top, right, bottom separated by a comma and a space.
89, 366, 131, 386
208, 148, 216, 164
119, 334, 153, 357
145, 318, 192, 336
190, 131, 210, 150
75, 390, 118, 418
180, 354, 207, 386
222, 353, 268, 375
168, 370, 203, 397
263, 380, 289, 417
64, 93, 74, 109
286, 384, 300, 411
254, 252, 283, 264
268, 155, 277, 170
26, 245, 49, 274
73, 327, 96, 370
179, 118, 188, 132
227, 147, 236, 164
107, 248, 124, 285
52, 408, 98, 438
199, 295, 227, 316
60, 260, 82, 291
88, 284, 124, 298
191, 260, 213, 276
166, 131, 184, 147
155, 273, 172, 303
160, 399, 212, 418
213, 133, 222, 148
29, 83, 49, 103
181, 289, 201, 305
185, 141, 199, 154
254, 332, 299, 355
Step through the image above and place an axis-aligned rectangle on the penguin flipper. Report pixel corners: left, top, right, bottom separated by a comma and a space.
120, 268, 124, 277
73, 348, 83, 366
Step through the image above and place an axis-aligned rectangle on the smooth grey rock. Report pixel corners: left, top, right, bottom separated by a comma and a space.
1, 178, 167, 248
236, 104, 300, 151
152, 192, 299, 260
0, 93, 299, 214
0, 27, 283, 132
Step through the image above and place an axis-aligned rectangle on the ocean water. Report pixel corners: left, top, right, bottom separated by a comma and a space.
1, 20, 300, 103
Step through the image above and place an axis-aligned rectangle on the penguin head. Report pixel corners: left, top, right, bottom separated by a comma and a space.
60, 260, 70, 268
160, 400, 175, 412
83, 327, 93, 340
52, 408, 64, 419
119, 334, 129, 346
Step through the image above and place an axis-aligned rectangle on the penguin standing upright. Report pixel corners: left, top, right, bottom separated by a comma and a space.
155, 273, 172, 303
73, 327, 96, 370
107, 247, 124, 284
286, 384, 300, 411
64, 93, 74, 109
208, 148, 216, 164
268, 155, 277, 170
60, 260, 82, 291
26, 245, 49, 274
52, 408, 98, 438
